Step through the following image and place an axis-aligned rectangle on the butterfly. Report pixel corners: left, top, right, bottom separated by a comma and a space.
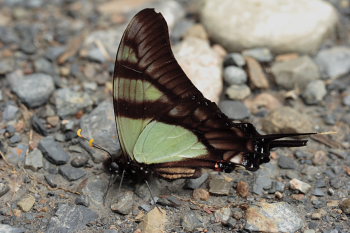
107, 8, 313, 180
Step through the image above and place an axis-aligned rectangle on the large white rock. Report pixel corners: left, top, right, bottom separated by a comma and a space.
200, 0, 338, 54
173, 37, 223, 103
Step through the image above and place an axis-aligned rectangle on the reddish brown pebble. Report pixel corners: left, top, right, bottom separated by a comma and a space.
193, 188, 210, 201
291, 194, 306, 201
236, 181, 249, 198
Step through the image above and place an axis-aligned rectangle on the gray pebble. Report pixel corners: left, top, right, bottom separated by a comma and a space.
315, 46, 350, 79
87, 47, 106, 63
0, 183, 10, 197
312, 188, 325, 196
184, 173, 209, 189
110, 191, 134, 215
9, 133, 21, 144
323, 114, 336, 125
302, 80, 327, 105
45, 46, 66, 61
71, 155, 89, 167
7, 72, 55, 108
0, 224, 25, 233
3, 104, 19, 121
59, 165, 86, 181
44, 174, 58, 188
224, 53, 246, 67
46, 204, 98, 233
0, 26, 19, 44
343, 95, 350, 106
38, 136, 69, 165
223, 66, 247, 85
209, 174, 232, 195
34, 58, 55, 74
55, 87, 93, 117
75, 195, 90, 207
181, 212, 203, 232
0, 58, 15, 75
25, 148, 43, 171
278, 155, 297, 169
6, 144, 28, 165
219, 100, 250, 120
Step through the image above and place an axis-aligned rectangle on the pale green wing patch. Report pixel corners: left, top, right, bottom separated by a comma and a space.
133, 121, 208, 164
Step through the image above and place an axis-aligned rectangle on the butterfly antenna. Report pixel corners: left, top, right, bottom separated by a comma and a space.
145, 180, 162, 213
77, 129, 113, 158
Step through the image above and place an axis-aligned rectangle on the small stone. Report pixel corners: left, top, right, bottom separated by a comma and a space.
110, 191, 134, 215
34, 58, 54, 74
0, 58, 15, 75
45, 46, 66, 61
244, 93, 282, 114
226, 84, 251, 100
223, 66, 247, 85
339, 198, 350, 214
312, 150, 328, 165
219, 100, 250, 120
245, 56, 269, 89
271, 56, 319, 90
236, 181, 249, 198
46, 116, 60, 127
139, 207, 167, 233
252, 163, 277, 194
25, 148, 43, 171
302, 80, 327, 105
9, 133, 21, 145
75, 195, 90, 207
46, 204, 98, 233
224, 53, 246, 67
54, 87, 93, 117
311, 212, 322, 220
329, 178, 342, 189
184, 173, 208, 189
0, 183, 10, 197
315, 46, 350, 79
86, 47, 106, 63
17, 195, 35, 212
193, 188, 210, 201
312, 188, 325, 197
59, 165, 86, 181
38, 137, 69, 165
209, 174, 232, 195
3, 104, 19, 121
343, 95, 350, 106
0, 224, 25, 233
262, 107, 313, 134
245, 202, 303, 233
278, 155, 297, 169
304, 229, 316, 233
7, 72, 55, 108
290, 178, 311, 194
71, 155, 89, 167
242, 48, 273, 62
181, 212, 203, 232
323, 114, 336, 125
44, 174, 58, 188
6, 144, 28, 165
214, 207, 231, 224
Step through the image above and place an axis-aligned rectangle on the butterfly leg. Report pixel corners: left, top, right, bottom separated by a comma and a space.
144, 180, 163, 213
